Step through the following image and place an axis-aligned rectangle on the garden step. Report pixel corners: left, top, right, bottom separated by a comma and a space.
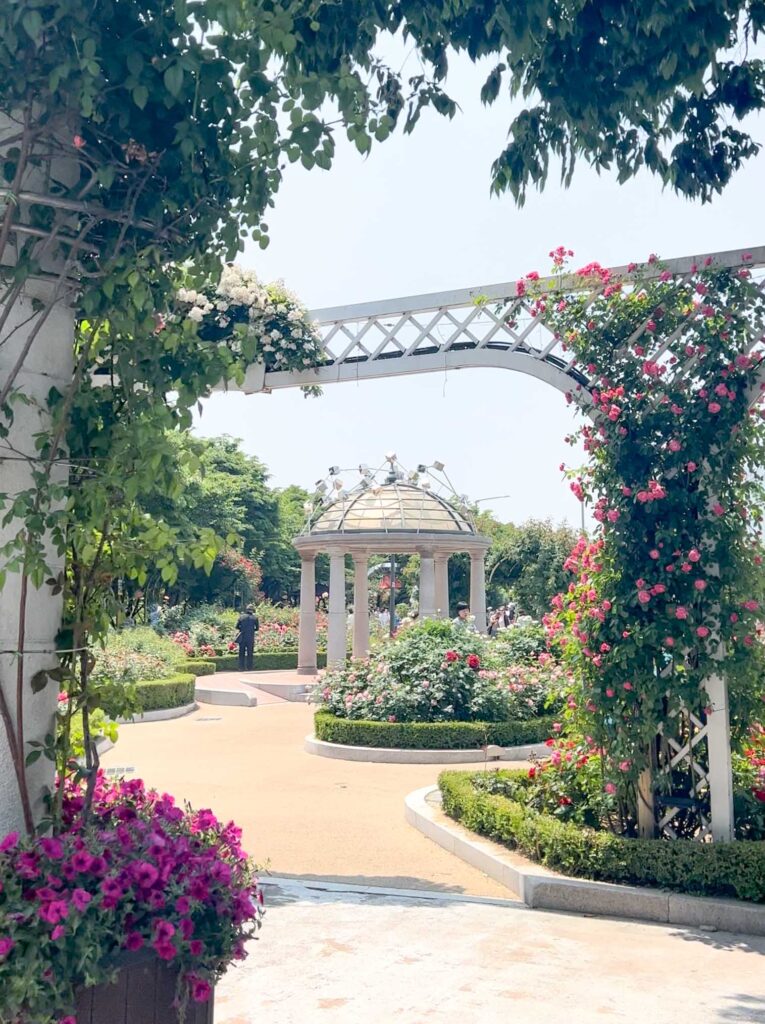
195, 684, 258, 707
239, 676, 311, 702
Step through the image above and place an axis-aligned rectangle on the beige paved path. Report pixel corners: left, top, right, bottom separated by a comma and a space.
100, 700, 512, 896
217, 879, 765, 1024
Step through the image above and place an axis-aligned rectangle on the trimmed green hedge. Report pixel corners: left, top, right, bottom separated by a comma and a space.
439, 770, 765, 903
314, 712, 554, 750
213, 651, 328, 672
132, 674, 196, 712
177, 659, 217, 676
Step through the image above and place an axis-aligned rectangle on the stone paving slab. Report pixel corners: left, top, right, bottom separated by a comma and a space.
215, 878, 765, 1024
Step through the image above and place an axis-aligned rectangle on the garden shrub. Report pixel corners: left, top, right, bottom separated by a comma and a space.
102, 674, 195, 715
212, 651, 328, 672
439, 770, 765, 902
315, 712, 554, 749
491, 623, 548, 664
313, 621, 559, 724
92, 627, 183, 685
177, 659, 217, 676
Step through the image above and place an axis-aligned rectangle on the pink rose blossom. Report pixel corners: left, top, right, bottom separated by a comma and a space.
675, 606, 688, 620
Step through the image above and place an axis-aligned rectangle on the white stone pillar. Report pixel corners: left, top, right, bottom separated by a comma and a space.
434, 554, 450, 619
0, 283, 74, 835
419, 553, 437, 619
705, 672, 734, 841
469, 552, 488, 634
0, 119, 78, 834
327, 553, 347, 667
297, 554, 317, 675
352, 555, 370, 659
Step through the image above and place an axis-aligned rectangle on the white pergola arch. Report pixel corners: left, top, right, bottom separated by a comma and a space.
223, 245, 765, 405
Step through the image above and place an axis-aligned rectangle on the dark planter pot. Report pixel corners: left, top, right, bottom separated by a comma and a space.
75, 950, 214, 1024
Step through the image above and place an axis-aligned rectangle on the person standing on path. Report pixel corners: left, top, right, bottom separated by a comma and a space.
236, 605, 259, 671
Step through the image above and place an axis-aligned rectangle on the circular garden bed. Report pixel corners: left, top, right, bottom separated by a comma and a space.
314, 711, 554, 750
310, 620, 560, 761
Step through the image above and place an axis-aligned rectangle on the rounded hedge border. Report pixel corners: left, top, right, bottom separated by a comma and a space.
438, 769, 765, 903
100, 673, 196, 718
177, 659, 217, 676
211, 651, 328, 672
313, 712, 555, 750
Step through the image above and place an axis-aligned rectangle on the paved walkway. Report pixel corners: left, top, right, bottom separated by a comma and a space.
216, 878, 765, 1024
101, 698, 512, 896
102, 689, 765, 1023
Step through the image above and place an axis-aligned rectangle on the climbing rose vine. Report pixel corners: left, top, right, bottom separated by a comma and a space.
536, 252, 765, 788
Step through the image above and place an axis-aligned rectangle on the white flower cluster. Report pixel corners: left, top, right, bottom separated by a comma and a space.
175, 265, 323, 373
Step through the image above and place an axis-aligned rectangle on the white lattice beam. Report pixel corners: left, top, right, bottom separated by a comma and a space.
255, 244, 765, 402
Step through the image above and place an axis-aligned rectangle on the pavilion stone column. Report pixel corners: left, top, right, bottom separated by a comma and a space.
297, 553, 318, 675
327, 552, 347, 668
469, 551, 488, 634
434, 554, 450, 619
352, 555, 370, 659
419, 552, 437, 619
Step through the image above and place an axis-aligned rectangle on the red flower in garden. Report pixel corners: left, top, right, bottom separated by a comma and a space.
444, 650, 460, 663
466, 654, 480, 670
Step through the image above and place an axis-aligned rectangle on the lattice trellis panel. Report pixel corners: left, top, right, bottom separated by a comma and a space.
253, 245, 765, 405
656, 707, 712, 840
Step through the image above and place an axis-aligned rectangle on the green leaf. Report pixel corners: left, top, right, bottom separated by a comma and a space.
132, 85, 149, 110
164, 64, 184, 98
21, 10, 43, 41
25, 749, 42, 766
30, 670, 50, 694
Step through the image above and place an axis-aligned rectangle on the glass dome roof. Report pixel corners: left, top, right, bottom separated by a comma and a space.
307, 482, 474, 535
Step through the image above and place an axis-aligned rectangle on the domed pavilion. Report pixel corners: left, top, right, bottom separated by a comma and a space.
293, 457, 491, 673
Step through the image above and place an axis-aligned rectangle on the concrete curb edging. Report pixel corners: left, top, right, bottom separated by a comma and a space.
305, 735, 550, 764
243, 678, 310, 702
197, 685, 258, 707
119, 702, 200, 723
405, 785, 765, 936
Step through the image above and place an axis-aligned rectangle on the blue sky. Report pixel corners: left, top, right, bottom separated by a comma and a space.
193, 51, 764, 528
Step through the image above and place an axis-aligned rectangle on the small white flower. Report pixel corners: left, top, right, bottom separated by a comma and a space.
188, 306, 204, 322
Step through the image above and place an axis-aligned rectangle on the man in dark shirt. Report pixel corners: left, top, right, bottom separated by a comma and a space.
236, 606, 259, 671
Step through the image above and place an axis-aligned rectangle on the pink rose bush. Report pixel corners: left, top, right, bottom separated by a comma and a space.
0, 774, 262, 1023
531, 251, 765, 832
313, 621, 562, 724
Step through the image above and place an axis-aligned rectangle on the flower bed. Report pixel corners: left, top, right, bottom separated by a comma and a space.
439, 769, 765, 902
164, 603, 328, 658
314, 711, 554, 750
312, 620, 561, 725
0, 774, 262, 1023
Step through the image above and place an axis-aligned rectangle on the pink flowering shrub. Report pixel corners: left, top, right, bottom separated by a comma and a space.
313, 620, 558, 724
165, 605, 328, 657
474, 736, 623, 829
0, 774, 262, 1023
528, 253, 765, 812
